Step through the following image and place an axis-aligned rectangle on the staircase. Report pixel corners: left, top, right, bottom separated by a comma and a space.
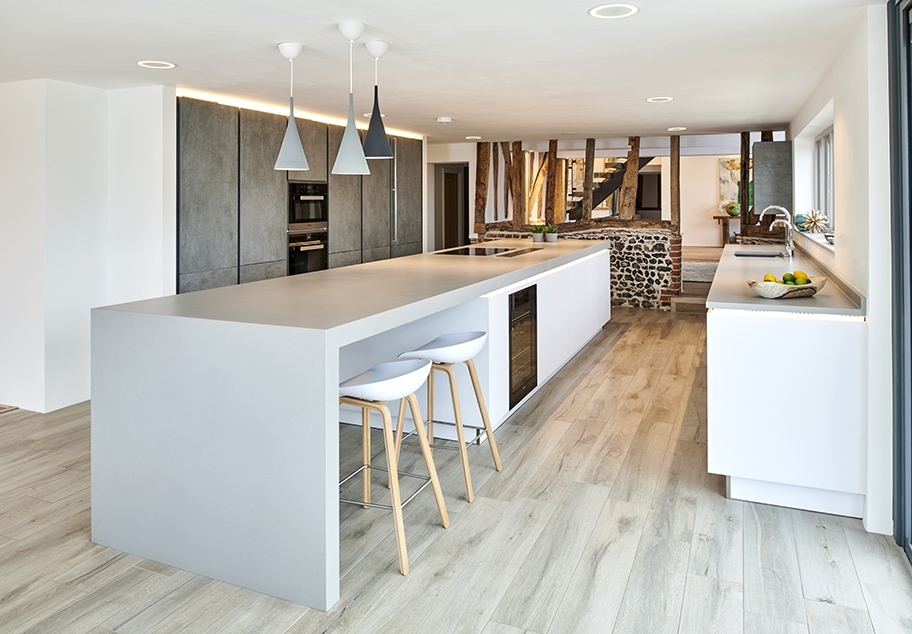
566, 156, 654, 221
671, 281, 711, 313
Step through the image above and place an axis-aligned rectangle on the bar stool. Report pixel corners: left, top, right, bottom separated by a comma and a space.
339, 358, 449, 575
398, 331, 502, 503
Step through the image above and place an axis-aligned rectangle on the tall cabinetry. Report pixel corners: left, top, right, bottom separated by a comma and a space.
178, 99, 239, 293
178, 98, 423, 291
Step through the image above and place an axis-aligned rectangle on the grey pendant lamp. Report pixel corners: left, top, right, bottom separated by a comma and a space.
332, 20, 370, 175
363, 40, 393, 159
274, 42, 309, 171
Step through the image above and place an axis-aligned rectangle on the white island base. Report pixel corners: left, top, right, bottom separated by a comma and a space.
91, 239, 611, 610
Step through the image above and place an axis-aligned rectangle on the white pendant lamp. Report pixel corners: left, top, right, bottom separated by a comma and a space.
332, 20, 370, 175
274, 42, 309, 171
363, 40, 393, 159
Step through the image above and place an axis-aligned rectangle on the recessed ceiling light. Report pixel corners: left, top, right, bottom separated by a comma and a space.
588, 3, 639, 19
466, 136, 482, 140
137, 60, 176, 69
646, 96, 673, 103
667, 126, 687, 132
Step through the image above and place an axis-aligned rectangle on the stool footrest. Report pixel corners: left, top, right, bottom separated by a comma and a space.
400, 420, 487, 449
339, 463, 433, 509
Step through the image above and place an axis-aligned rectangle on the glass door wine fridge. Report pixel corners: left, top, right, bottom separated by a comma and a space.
509, 285, 538, 409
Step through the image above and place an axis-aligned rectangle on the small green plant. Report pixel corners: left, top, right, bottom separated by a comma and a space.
529, 225, 547, 233
543, 224, 559, 233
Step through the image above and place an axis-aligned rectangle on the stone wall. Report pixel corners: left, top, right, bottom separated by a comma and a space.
483, 227, 681, 309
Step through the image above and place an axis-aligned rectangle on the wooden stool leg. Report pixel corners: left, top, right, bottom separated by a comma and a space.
466, 358, 503, 471
426, 366, 436, 453
406, 393, 450, 528
394, 397, 407, 462
440, 364, 473, 502
380, 405, 409, 575
362, 406, 371, 505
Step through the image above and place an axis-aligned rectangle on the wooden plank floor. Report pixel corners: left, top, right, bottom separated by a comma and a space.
2, 307, 912, 633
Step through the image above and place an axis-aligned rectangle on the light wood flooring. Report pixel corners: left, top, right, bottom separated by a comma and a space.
3, 308, 912, 633
682, 246, 723, 262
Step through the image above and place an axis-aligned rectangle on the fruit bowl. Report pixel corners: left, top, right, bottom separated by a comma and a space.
747, 277, 827, 299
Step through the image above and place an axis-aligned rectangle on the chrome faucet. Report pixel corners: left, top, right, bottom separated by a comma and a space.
760, 205, 794, 258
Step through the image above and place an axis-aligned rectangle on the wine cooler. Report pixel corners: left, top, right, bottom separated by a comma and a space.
509, 285, 538, 408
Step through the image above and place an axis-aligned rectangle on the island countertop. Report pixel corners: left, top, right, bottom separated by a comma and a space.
705, 244, 865, 316
99, 238, 609, 344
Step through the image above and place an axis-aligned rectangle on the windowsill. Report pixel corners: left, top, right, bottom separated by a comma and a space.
796, 230, 835, 254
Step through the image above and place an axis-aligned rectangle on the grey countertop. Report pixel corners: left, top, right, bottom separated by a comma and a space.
95, 238, 610, 343
706, 244, 865, 316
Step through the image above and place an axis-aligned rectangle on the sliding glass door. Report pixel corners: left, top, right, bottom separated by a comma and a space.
889, 0, 912, 562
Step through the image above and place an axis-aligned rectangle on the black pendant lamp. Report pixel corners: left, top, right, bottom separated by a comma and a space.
363, 40, 393, 159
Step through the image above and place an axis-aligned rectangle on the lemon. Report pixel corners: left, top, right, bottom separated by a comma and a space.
782, 273, 795, 283
763, 273, 776, 282
793, 270, 808, 280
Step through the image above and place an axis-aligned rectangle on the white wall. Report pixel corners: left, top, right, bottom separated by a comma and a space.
789, 4, 892, 534
0, 79, 177, 413
106, 86, 177, 304
0, 80, 48, 410
660, 155, 728, 247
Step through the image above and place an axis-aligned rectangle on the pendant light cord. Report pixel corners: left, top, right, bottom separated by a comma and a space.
289, 58, 294, 99
374, 56, 378, 87
348, 39, 353, 94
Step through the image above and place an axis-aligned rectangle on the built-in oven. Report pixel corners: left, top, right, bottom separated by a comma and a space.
288, 221, 328, 275
289, 182, 328, 224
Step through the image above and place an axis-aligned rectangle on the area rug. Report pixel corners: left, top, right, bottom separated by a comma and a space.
682, 261, 718, 282
0, 404, 18, 415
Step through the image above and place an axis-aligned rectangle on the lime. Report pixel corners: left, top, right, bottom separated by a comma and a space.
782, 273, 795, 282
785, 281, 796, 285
793, 278, 807, 285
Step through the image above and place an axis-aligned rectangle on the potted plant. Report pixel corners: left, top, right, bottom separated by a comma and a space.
543, 224, 559, 242
530, 225, 546, 242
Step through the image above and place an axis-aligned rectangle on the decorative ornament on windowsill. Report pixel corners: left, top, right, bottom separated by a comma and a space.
801, 209, 829, 233
719, 199, 740, 217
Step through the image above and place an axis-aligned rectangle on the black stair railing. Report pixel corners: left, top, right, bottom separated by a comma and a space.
566, 156, 653, 221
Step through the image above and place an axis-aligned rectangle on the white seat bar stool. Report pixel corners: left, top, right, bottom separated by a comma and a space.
398, 331, 503, 503
339, 358, 449, 575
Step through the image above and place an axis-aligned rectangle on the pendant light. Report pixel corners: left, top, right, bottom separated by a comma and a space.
332, 21, 370, 175
363, 40, 393, 159
274, 42, 309, 171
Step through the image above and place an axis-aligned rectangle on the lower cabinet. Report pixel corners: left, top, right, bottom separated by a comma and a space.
240, 261, 287, 284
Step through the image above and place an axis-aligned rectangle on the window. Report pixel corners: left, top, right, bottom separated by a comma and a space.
814, 126, 835, 232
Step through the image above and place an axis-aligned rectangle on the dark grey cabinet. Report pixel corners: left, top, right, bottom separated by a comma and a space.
362, 152, 392, 263
394, 137, 423, 255
327, 125, 362, 267
177, 99, 420, 284
239, 109, 287, 279
178, 98, 239, 293
288, 118, 329, 183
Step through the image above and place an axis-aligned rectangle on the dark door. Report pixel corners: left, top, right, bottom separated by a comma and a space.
444, 172, 460, 249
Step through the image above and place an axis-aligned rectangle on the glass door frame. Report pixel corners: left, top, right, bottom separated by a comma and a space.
888, 0, 912, 561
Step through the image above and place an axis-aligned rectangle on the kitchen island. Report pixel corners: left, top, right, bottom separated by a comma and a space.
90, 238, 611, 610
706, 244, 866, 517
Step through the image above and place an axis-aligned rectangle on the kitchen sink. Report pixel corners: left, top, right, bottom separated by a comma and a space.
733, 251, 784, 258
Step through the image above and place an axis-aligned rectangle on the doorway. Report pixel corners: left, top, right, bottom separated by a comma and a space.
434, 163, 469, 250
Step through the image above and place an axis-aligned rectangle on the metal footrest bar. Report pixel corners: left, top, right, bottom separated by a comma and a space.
339, 463, 433, 509
399, 418, 487, 451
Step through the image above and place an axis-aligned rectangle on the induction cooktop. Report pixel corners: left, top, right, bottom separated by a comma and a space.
437, 247, 515, 256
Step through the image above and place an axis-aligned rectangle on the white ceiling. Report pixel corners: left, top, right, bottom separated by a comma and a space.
0, 0, 878, 143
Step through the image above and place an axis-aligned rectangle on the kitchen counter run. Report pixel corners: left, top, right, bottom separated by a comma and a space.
706, 244, 864, 316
